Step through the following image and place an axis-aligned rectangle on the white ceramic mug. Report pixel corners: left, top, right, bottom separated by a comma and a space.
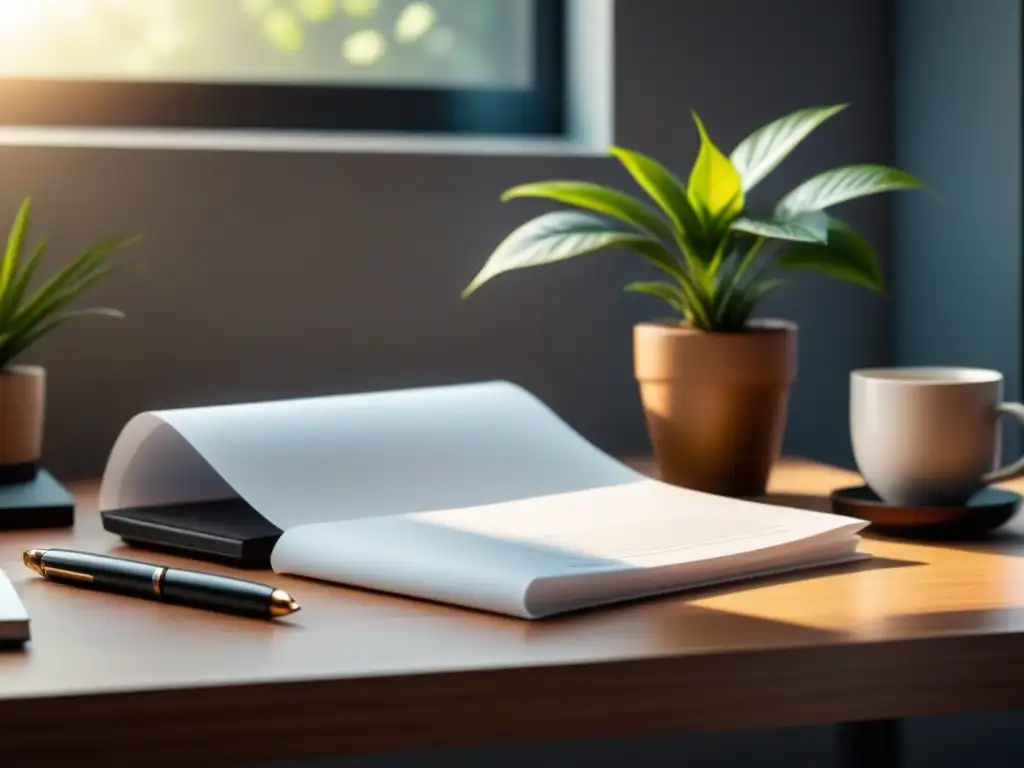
851, 367, 1024, 506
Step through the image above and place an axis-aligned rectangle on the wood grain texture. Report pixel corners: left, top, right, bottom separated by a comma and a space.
3, 458, 1024, 765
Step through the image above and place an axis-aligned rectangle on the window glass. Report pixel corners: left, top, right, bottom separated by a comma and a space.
0, 0, 534, 89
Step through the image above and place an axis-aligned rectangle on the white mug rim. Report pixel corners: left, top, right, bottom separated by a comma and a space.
851, 366, 1003, 386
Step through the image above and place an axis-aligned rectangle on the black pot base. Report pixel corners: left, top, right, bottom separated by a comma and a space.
0, 469, 75, 530
0, 461, 39, 486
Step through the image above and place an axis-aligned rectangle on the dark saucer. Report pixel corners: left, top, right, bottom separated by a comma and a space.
830, 485, 1021, 540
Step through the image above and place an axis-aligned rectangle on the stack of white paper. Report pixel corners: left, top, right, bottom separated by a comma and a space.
0, 569, 29, 644
99, 381, 866, 619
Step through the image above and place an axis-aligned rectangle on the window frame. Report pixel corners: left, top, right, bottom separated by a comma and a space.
0, 0, 568, 137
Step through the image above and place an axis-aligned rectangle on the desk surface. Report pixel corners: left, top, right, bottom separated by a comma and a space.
3, 459, 1024, 765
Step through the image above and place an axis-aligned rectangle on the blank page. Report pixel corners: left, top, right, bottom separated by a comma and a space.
99, 381, 641, 529
272, 480, 867, 619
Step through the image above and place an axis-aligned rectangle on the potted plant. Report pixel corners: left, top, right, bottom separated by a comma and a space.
462, 104, 924, 497
0, 197, 137, 484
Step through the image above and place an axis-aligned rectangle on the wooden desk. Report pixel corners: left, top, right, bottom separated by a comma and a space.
2, 458, 1024, 766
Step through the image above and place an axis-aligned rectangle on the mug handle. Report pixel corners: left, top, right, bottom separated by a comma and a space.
981, 402, 1024, 484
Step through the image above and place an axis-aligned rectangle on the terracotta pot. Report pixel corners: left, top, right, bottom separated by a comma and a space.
0, 365, 46, 484
634, 320, 796, 497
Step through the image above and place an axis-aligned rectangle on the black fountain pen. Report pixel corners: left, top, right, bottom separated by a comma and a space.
24, 548, 300, 620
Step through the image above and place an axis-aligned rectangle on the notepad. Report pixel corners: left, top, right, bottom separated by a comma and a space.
0, 569, 29, 645
98, 381, 868, 619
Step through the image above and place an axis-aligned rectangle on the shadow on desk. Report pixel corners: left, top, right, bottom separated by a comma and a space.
936, 524, 1024, 557
520, 555, 923, 653
875, 606, 1024, 636
758, 492, 831, 513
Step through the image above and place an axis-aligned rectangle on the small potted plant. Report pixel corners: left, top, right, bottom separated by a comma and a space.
0, 197, 137, 484
462, 104, 924, 497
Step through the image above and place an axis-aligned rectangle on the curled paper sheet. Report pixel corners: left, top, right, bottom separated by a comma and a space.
99, 380, 642, 528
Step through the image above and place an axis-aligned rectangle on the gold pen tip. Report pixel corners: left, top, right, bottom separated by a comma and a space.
269, 588, 300, 618
23, 549, 46, 575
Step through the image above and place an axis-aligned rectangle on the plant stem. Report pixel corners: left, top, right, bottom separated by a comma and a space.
675, 236, 713, 295
707, 235, 731, 277
676, 276, 712, 329
736, 236, 766, 279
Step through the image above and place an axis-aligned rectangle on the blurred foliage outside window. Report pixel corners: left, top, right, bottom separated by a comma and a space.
0, 0, 533, 88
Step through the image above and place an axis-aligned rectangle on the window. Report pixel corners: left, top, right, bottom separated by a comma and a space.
0, 0, 567, 136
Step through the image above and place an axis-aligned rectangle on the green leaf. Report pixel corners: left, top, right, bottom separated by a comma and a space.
777, 164, 926, 216
618, 239, 713, 327
607, 145, 716, 285
777, 217, 884, 292
712, 241, 764, 326
7, 262, 120, 342
22, 307, 126, 344
740, 276, 788, 305
730, 210, 829, 243
0, 224, 137, 368
624, 281, 688, 316
4, 236, 137, 344
686, 111, 744, 225
18, 235, 135, 319
712, 265, 787, 331
708, 192, 744, 233
501, 181, 675, 246
0, 308, 124, 368
461, 212, 651, 298
0, 237, 45, 327
730, 104, 848, 191
725, 278, 788, 330
0, 198, 31, 309
608, 146, 704, 243
617, 238, 686, 282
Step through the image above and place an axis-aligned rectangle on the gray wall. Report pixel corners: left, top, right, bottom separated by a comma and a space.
889, 6, 1024, 763
0, 0, 893, 479
894, 0, 1023, 458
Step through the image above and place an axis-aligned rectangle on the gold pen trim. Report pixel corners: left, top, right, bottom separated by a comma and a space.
41, 566, 95, 583
152, 567, 166, 597
269, 589, 301, 617
23, 549, 46, 575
